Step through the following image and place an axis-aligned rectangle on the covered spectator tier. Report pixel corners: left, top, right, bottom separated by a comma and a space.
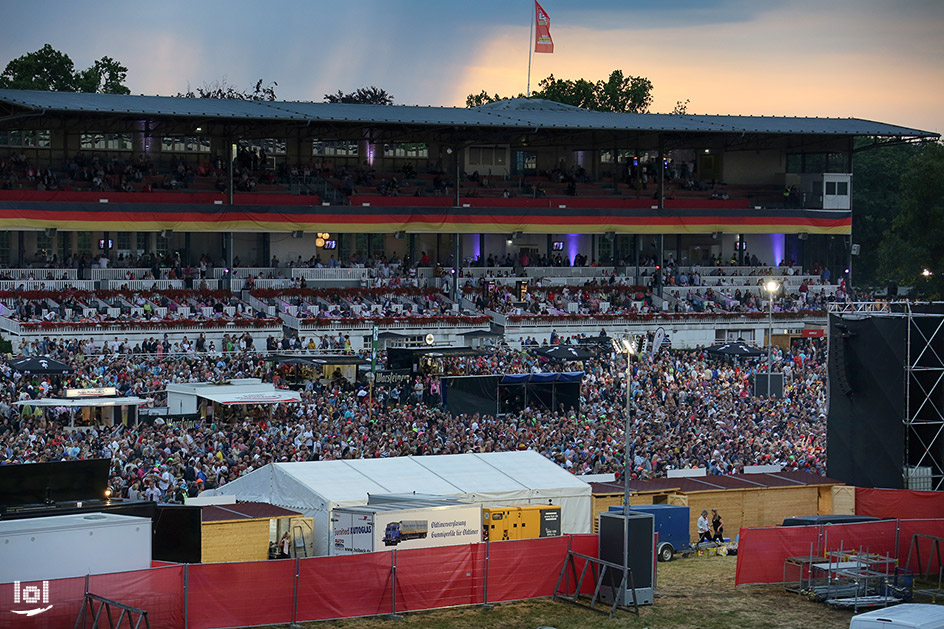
0, 197, 852, 234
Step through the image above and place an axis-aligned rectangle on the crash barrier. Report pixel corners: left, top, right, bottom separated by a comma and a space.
855, 487, 944, 519
734, 519, 944, 585
2, 534, 598, 629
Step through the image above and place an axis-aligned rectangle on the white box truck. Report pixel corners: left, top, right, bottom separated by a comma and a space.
331, 503, 482, 556
850, 604, 944, 629
0, 513, 152, 583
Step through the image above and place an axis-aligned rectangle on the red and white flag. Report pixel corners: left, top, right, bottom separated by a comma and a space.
534, 1, 554, 53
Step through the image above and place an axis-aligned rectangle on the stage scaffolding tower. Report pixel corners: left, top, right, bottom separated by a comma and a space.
903, 302, 944, 491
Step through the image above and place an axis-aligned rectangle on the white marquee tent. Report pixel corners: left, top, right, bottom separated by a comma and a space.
212, 451, 591, 556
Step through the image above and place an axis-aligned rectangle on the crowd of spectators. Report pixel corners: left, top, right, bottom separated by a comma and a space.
0, 332, 828, 503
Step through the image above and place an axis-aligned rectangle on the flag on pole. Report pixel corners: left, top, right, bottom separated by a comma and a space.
534, 1, 554, 53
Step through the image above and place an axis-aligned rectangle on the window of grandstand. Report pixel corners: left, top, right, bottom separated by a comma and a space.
786, 152, 849, 174
600, 149, 633, 164
312, 139, 358, 157
136, 233, 148, 255
0, 129, 51, 148
36, 232, 52, 258
382, 142, 428, 159
116, 232, 132, 252
58, 232, 71, 262
0, 232, 10, 266
156, 233, 168, 257
77, 232, 92, 256
161, 136, 211, 153
80, 133, 132, 151
514, 150, 537, 173
241, 138, 286, 155
468, 146, 507, 167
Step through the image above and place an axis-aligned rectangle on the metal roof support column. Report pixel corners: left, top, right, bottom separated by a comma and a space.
657, 135, 665, 298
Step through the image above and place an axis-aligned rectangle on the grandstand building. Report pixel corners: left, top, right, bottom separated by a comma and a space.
0, 90, 937, 350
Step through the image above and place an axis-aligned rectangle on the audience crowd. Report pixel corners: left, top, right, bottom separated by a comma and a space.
0, 333, 828, 505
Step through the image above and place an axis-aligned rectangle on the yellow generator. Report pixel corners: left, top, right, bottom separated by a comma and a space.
482, 505, 561, 541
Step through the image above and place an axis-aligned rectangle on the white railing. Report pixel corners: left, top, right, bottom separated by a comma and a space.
283, 315, 490, 333
0, 268, 78, 280
213, 267, 281, 279
103, 279, 185, 290
90, 268, 152, 280
291, 268, 370, 281
1, 317, 283, 336
0, 280, 96, 291
502, 311, 828, 329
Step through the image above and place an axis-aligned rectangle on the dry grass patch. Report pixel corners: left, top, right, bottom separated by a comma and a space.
268, 554, 855, 629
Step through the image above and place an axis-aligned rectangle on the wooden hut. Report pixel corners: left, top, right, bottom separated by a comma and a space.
590, 471, 845, 537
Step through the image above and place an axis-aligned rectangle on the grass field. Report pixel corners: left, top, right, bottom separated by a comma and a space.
292, 553, 858, 629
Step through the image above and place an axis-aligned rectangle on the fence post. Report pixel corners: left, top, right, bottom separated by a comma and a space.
290, 557, 301, 628
895, 519, 901, 562
388, 548, 403, 620
480, 540, 493, 609
183, 564, 189, 629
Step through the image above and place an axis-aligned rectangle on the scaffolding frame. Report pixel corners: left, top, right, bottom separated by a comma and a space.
903, 304, 944, 491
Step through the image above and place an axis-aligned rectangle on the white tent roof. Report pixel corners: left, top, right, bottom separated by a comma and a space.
197, 389, 301, 405
15, 397, 147, 408
215, 451, 591, 555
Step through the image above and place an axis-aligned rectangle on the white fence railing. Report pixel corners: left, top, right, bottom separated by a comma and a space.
0, 280, 96, 291
0, 268, 78, 280
291, 268, 369, 281
90, 268, 153, 280
102, 279, 185, 290
0, 316, 283, 336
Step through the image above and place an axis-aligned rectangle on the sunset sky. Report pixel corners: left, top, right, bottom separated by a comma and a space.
1, 0, 941, 134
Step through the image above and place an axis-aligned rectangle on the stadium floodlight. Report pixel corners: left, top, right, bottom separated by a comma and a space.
764, 280, 780, 392
611, 334, 638, 518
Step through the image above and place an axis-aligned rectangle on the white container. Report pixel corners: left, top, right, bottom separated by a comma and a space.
850, 604, 944, 629
331, 503, 481, 556
0, 513, 151, 583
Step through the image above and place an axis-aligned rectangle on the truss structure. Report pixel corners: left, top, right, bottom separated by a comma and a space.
904, 304, 944, 491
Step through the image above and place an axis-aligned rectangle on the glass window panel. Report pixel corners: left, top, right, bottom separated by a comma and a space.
825, 181, 836, 195
837, 181, 849, 196
0, 231, 9, 265
77, 232, 92, 255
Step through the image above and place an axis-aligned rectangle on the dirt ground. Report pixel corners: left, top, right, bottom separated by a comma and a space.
297, 553, 858, 629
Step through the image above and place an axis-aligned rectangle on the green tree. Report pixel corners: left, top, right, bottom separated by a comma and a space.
851, 139, 919, 287
0, 44, 130, 94
178, 78, 277, 101
324, 87, 393, 105
465, 69, 655, 113
876, 141, 944, 298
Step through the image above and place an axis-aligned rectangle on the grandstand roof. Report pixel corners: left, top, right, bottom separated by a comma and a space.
0, 90, 936, 138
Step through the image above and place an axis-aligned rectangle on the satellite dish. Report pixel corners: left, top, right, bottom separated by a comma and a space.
425, 334, 435, 346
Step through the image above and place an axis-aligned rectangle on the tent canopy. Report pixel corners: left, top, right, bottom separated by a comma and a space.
15, 397, 146, 408
198, 390, 301, 405
8, 356, 74, 375
212, 451, 591, 556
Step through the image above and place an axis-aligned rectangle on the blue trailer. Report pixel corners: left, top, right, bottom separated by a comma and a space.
610, 504, 692, 562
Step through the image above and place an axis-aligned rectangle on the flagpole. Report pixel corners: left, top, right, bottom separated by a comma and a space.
527, 0, 534, 96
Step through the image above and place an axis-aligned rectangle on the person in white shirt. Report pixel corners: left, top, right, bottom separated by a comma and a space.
697, 509, 712, 544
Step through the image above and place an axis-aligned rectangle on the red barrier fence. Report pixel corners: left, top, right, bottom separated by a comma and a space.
1, 535, 598, 629
735, 519, 944, 586
856, 487, 944, 519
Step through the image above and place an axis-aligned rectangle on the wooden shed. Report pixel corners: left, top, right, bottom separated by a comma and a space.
590, 471, 845, 537
200, 501, 304, 563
